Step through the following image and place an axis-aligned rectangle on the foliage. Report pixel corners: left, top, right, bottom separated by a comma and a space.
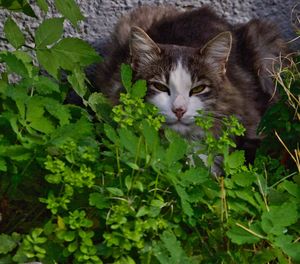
0, 1, 300, 263
258, 56, 300, 173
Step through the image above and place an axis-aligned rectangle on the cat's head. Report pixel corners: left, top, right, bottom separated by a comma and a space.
129, 26, 232, 136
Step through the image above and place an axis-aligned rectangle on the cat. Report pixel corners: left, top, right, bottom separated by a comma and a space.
96, 5, 286, 164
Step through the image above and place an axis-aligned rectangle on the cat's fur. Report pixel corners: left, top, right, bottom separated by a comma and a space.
96, 5, 286, 162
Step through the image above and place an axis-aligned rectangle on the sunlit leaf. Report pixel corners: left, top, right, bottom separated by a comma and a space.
4, 17, 25, 49
54, 0, 84, 27
35, 18, 64, 48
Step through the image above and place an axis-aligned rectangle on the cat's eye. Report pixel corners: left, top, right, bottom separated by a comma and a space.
151, 82, 170, 94
190, 85, 208, 96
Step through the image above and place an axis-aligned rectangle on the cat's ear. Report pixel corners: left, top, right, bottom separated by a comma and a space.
130, 26, 161, 69
200, 31, 232, 75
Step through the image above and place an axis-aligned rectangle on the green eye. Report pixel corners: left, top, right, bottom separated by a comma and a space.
151, 82, 170, 94
190, 85, 207, 96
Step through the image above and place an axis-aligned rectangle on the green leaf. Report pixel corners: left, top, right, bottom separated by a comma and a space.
180, 167, 209, 186
3, 145, 32, 161
0, 255, 13, 263
279, 181, 300, 198
125, 175, 132, 190
136, 206, 148, 217
36, 49, 60, 79
161, 230, 192, 263
232, 171, 256, 187
12, 50, 34, 77
235, 190, 261, 210
0, 74, 8, 86
43, 98, 71, 126
175, 185, 194, 217
89, 192, 109, 209
1, 112, 21, 138
0, 233, 20, 254
274, 235, 300, 261
63, 231, 76, 242
34, 76, 60, 95
261, 202, 298, 235
131, 79, 147, 98
4, 17, 25, 49
0, 158, 7, 172
12, 250, 27, 263
107, 187, 124, 196
225, 150, 245, 173
118, 128, 139, 155
25, 98, 55, 134
141, 120, 159, 152
67, 67, 87, 98
1, 0, 36, 17
227, 224, 261, 245
134, 181, 144, 192
252, 248, 278, 264
36, 0, 48, 12
151, 199, 165, 208
54, 0, 84, 27
35, 18, 64, 48
52, 38, 101, 68
121, 63, 132, 92
153, 230, 193, 264
104, 124, 119, 144
67, 241, 78, 253
50, 116, 94, 146
88, 92, 112, 121
45, 173, 62, 184
165, 130, 187, 165
126, 162, 139, 170
0, 52, 28, 76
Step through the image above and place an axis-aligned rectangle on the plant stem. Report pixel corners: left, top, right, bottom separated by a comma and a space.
235, 223, 267, 240
116, 146, 122, 189
270, 172, 297, 188
220, 177, 228, 223
256, 172, 270, 212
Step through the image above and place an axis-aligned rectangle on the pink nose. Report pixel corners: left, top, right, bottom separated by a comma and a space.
172, 107, 186, 119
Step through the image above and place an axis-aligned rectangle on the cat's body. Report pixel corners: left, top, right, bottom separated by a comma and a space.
96, 5, 286, 161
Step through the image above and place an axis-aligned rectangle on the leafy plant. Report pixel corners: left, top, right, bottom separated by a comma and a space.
0, 1, 300, 264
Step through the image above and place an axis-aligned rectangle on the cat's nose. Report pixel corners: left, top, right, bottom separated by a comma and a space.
172, 107, 186, 119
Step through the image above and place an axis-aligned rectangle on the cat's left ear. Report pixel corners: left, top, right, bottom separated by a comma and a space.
130, 26, 161, 70
200, 31, 232, 75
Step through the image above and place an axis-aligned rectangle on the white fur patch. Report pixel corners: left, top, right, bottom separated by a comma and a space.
148, 59, 205, 135
169, 60, 192, 95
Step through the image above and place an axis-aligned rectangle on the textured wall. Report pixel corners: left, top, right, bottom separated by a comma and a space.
79, 0, 299, 54
0, 1, 299, 55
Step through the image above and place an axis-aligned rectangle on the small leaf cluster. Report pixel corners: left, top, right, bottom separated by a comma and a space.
112, 64, 165, 130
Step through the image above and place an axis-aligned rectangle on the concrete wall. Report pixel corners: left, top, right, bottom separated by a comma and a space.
0, 1, 299, 55
79, 0, 299, 54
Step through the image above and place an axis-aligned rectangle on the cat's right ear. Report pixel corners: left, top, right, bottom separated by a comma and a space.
200, 31, 232, 75
130, 26, 161, 70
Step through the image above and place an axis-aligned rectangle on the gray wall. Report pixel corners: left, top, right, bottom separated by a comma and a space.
0, 1, 299, 55
79, 0, 299, 54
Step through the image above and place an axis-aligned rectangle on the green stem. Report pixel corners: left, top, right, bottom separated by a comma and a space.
132, 136, 142, 177
270, 172, 297, 189
194, 227, 214, 257
235, 223, 267, 240
116, 146, 122, 189
129, 136, 143, 195
146, 250, 152, 264
153, 171, 161, 198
